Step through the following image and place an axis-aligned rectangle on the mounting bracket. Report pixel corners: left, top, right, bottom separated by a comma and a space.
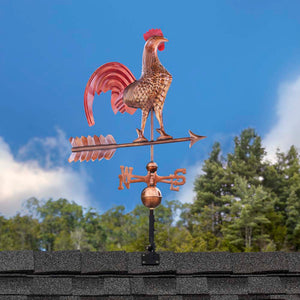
141, 251, 160, 265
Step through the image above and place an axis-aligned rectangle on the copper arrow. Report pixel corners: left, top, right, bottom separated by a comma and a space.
69, 131, 206, 162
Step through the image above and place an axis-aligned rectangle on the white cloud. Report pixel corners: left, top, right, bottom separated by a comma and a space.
264, 76, 300, 160
176, 161, 204, 204
170, 162, 203, 224
0, 130, 92, 217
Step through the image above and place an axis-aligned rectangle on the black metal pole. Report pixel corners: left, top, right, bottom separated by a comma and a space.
142, 208, 160, 265
148, 209, 155, 252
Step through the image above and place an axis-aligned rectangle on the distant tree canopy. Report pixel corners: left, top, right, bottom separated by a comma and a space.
0, 128, 300, 252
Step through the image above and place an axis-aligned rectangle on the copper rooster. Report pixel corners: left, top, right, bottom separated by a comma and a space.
84, 29, 172, 142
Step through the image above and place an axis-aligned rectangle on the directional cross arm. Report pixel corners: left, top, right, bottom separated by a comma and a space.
118, 165, 186, 192
156, 169, 186, 191
118, 166, 150, 190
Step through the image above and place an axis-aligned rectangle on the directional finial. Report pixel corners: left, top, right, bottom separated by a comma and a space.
188, 130, 206, 148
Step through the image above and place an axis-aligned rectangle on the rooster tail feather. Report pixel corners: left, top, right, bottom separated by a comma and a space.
84, 62, 136, 126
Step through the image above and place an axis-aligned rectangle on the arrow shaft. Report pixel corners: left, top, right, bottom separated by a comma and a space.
72, 136, 195, 153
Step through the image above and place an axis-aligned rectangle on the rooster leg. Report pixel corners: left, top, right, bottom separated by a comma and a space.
133, 110, 149, 143
154, 107, 173, 140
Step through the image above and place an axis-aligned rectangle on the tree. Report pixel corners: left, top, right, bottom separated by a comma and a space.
27, 198, 86, 251
222, 176, 275, 252
80, 208, 105, 251
99, 205, 132, 251
0, 214, 40, 250
192, 142, 229, 238
228, 128, 266, 186
283, 146, 300, 250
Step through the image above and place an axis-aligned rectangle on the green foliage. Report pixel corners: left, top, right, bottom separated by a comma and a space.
0, 214, 40, 251
222, 176, 275, 251
228, 128, 266, 185
1, 128, 299, 252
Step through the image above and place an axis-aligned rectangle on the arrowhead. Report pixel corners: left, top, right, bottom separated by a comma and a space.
188, 130, 206, 148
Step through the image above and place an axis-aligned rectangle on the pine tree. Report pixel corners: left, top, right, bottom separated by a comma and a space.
192, 142, 229, 237
227, 128, 266, 186
222, 176, 275, 252
283, 146, 300, 250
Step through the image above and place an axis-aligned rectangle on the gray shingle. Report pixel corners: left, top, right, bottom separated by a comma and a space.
176, 252, 232, 274
107, 297, 133, 300
128, 252, 175, 274
104, 277, 131, 295
72, 277, 104, 295
158, 296, 183, 300
30, 277, 72, 295
0, 277, 30, 294
34, 251, 81, 274
288, 253, 300, 273
27, 297, 60, 300
79, 297, 131, 300
182, 296, 210, 300
130, 277, 144, 295
0, 296, 27, 299
281, 277, 300, 294
211, 296, 239, 300
132, 297, 157, 300
81, 251, 127, 274
79, 297, 108, 300
232, 252, 288, 274
73, 277, 132, 297
0, 251, 34, 273
248, 276, 284, 294
270, 296, 300, 300
130, 277, 176, 295
176, 277, 208, 294
240, 296, 270, 300
145, 277, 176, 295
28, 296, 61, 300
208, 277, 248, 295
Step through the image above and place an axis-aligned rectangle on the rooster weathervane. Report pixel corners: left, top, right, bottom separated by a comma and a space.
69, 29, 206, 265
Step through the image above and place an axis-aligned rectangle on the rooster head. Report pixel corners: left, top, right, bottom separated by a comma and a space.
143, 28, 168, 51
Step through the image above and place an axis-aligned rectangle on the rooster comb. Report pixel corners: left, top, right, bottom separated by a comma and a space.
143, 28, 165, 51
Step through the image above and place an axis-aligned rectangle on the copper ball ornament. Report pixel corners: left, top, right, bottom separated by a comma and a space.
141, 186, 162, 208
146, 162, 158, 173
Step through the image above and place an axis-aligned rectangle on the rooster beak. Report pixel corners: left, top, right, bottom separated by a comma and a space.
157, 37, 168, 51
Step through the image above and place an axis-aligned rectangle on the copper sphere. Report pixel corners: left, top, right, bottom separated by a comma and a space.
146, 162, 158, 173
141, 186, 162, 208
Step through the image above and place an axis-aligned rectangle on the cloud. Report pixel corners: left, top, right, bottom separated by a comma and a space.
0, 129, 92, 217
17, 128, 70, 168
169, 162, 203, 224
176, 161, 204, 205
264, 76, 300, 160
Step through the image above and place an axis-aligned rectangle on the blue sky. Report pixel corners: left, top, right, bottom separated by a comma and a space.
1, 1, 300, 216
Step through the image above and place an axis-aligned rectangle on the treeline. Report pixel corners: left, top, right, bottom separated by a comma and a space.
0, 128, 300, 252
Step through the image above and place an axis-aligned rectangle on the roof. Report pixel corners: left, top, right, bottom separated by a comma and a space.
0, 251, 299, 299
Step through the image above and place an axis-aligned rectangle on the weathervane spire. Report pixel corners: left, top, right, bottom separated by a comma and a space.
69, 29, 206, 265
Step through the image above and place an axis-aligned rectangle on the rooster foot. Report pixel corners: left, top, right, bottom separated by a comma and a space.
133, 128, 148, 143
156, 128, 173, 141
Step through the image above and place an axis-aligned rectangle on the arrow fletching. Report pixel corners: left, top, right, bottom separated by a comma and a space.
68, 134, 117, 163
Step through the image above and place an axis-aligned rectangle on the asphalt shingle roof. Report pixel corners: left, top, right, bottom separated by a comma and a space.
0, 251, 299, 299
